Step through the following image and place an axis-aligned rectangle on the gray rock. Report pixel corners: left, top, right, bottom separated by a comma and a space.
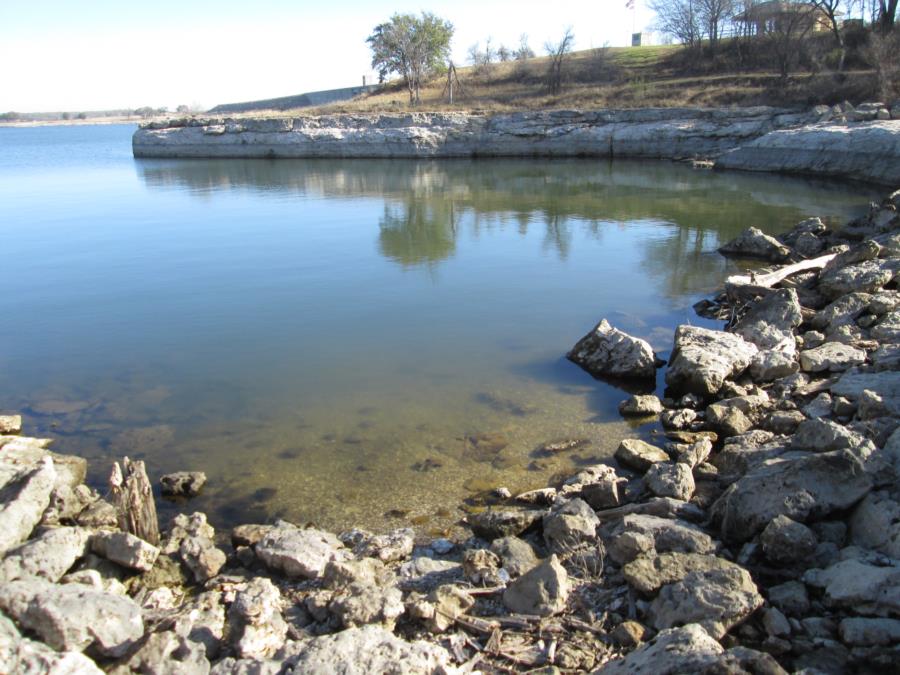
330, 582, 404, 630
503, 554, 569, 616
461, 548, 502, 585
768, 580, 810, 616
711, 448, 873, 542
0, 579, 143, 657
568, 318, 661, 382
515, 487, 557, 505
719, 227, 790, 261
794, 231, 825, 257
543, 498, 599, 553
833, 370, 900, 415
645, 462, 695, 502
762, 410, 806, 435
606, 514, 716, 563
91, 531, 160, 572
872, 310, 900, 342
805, 557, 900, 616
618, 394, 663, 416
675, 438, 713, 469
650, 567, 763, 638
425, 584, 474, 633
803, 392, 834, 419
713, 430, 789, 478
839, 617, 900, 646
763, 607, 791, 637
849, 490, 900, 559
490, 536, 540, 577
659, 408, 698, 430
162, 512, 226, 583
113, 629, 209, 675
615, 439, 669, 472
791, 418, 860, 452
800, 342, 866, 372
287, 625, 454, 674
623, 552, 746, 595
732, 288, 803, 354
228, 577, 287, 659
749, 350, 799, 381
598, 623, 725, 674
255, 520, 348, 579
355, 528, 415, 563
0, 612, 102, 675
0, 526, 90, 583
760, 515, 818, 564
819, 258, 900, 299
705, 403, 753, 437
159, 471, 206, 497
813, 292, 873, 333
467, 509, 544, 540
0, 458, 57, 554
666, 325, 758, 396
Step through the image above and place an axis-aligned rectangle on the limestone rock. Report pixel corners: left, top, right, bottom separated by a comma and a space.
675, 438, 713, 469
0, 416, 22, 435
718, 227, 790, 261
0, 458, 57, 554
800, 342, 866, 372
503, 555, 569, 616
711, 448, 873, 542
599, 624, 725, 675
791, 418, 860, 452
819, 258, 900, 299
113, 629, 209, 675
490, 536, 539, 577
159, 471, 207, 497
768, 580, 810, 616
839, 617, 900, 646
467, 509, 544, 540
330, 582, 404, 630
228, 577, 287, 659
645, 462, 695, 501
749, 350, 799, 381
0, 526, 90, 583
255, 520, 348, 579
623, 552, 746, 595
567, 319, 658, 379
732, 288, 803, 354
666, 325, 758, 396
91, 531, 160, 572
0, 579, 143, 658
0, 613, 103, 675
162, 512, 225, 583
804, 558, 900, 615
287, 625, 454, 674
705, 403, 752, 437
615, 439, 669, 472
355, 528, 415, 562
849, 490, 900, 559
659, 408, 697, 430
650, 567, 764, 638
760, 515, 818, 564
461, 548, 502, 585
605, 514, 716, 565
813, 292, 872, 333
543, 498, 599, 553
618, 394, 663, 417
426, 584, 474, 633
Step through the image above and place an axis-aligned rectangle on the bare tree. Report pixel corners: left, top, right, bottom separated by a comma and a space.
877, 0, 898, 29
497, 45, 512, 61
808, 0, 847, 70
544, 28, 575, 95
649, 0, 703, 46
764, 1, 817, 81
697, 0, 735, 49
515, 33, 536, 60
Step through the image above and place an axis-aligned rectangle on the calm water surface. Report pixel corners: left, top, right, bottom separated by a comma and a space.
0, 123, 879, 534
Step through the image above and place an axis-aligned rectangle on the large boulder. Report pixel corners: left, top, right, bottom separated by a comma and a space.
819, 258, 900, 299
467, 509, 545, 540
799, 342, 867, 372
543, 498, 599, 553
567, 319, 659, 379
0, 526, 91, 583
711, 448, 873, 542
665, 326, 758, 396
0, 579, 143, 658
623, 552, 746, 595
0, 459, 57, 554
731, 288, 803, 355
649, 567, 763, 639
503, 555, 569, 616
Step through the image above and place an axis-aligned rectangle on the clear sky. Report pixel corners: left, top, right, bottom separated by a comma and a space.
0, 0, 655, 113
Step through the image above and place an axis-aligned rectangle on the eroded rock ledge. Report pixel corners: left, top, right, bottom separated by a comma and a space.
132, 107, 900, 185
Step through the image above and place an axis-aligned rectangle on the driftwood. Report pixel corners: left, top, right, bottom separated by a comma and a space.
725, 252, 836, 293
109, 457, 160, 545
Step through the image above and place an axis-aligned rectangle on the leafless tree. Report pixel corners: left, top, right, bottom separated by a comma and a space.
649, 0, 703, 46
515, 33, 536, 60
764, 1, 817, 81
544, 28, 575, 95
877, 0, 898, 29
808, 0, 847, 70
697, 0, 735, 49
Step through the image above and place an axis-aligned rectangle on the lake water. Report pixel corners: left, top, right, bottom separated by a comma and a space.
0, 123, 879, 535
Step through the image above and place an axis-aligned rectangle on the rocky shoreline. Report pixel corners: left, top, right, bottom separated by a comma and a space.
3, 189, 900, 673
132, 105, 900, 185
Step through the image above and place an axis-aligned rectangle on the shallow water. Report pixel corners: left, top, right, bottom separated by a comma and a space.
0, 123, 879, 534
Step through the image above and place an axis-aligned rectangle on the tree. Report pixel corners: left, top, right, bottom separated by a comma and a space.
808, 0, 847, 70
367, 12, 454, 105
544, 28, 575, 95
515, 33, 535, 60
697, 0, 735, 49
763, 1, 817, 81
176, 104, 191, 113
877, 0, 898, 29
649, 0, 703, 46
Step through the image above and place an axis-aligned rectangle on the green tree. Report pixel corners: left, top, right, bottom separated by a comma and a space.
367, 12, 454, 105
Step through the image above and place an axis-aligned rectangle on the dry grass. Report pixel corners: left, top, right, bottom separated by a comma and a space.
219, 41, 878, 119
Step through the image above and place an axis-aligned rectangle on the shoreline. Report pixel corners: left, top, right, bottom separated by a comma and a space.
1, 187, 900, 671
132, 105, 900, 186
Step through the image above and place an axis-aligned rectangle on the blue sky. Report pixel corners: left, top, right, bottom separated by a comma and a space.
1, 1, 653, 112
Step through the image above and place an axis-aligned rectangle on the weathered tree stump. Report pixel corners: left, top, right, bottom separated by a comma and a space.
109, 457, 160, 545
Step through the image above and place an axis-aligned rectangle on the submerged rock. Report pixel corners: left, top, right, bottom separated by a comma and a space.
718, 227, 791, 261
567, 319, 659, 379
618, 394, 663, 417
160, 471, 207, 497
467, 509, 544, 540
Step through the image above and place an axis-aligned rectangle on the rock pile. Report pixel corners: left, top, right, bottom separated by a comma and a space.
1, 188, 900, 673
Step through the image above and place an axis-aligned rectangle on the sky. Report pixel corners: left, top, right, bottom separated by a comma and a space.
0, 1, 655, 113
